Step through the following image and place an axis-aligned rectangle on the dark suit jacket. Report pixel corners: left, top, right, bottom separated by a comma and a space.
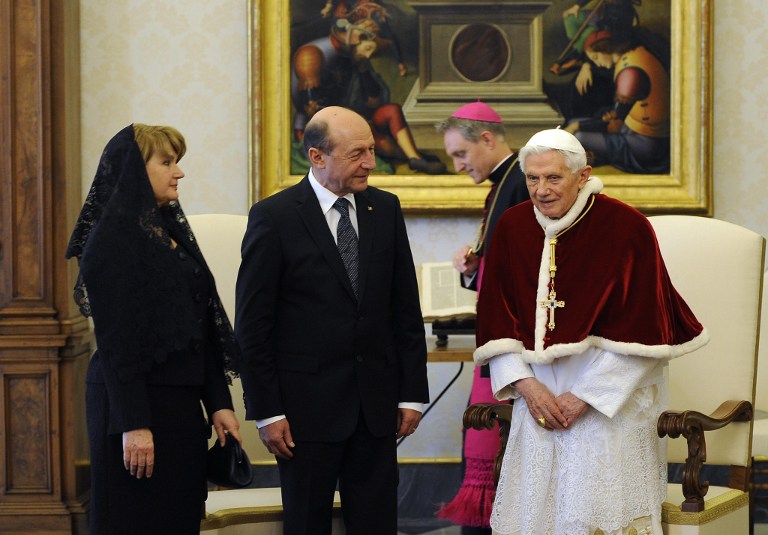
461, 155, 529, 292
235, 177, 429, 442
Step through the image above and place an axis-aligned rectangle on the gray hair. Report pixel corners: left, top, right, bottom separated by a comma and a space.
303, 119, 334, 157
519, 145, 586, 174
435, 117, 505, 142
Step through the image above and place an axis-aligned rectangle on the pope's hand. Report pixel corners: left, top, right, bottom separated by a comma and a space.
514, 377, 569, 430
555, 392, 589, 426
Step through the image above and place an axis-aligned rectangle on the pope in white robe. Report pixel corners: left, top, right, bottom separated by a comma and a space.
474, 129, 708, 535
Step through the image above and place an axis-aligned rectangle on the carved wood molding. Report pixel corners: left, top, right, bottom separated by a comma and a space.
463, 402, 513, 484
0, 0, 88, 531
658, 399, 753, 512
0, 0, 56, 327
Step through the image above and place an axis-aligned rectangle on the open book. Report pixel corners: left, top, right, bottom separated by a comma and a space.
418, 262, 478, 319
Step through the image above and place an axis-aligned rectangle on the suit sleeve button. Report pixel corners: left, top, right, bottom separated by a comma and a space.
355, 355, 363, 363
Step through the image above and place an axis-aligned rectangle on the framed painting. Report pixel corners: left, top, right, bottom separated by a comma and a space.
249, 0, 712, 215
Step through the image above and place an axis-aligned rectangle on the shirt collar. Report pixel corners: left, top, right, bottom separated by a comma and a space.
488, 153, 515, 184
308, 169, 357, 214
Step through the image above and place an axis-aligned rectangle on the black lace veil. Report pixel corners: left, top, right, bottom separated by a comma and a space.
66, 125, 239, 382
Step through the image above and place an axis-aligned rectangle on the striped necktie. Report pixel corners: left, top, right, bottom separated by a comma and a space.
333, 198, 359, 297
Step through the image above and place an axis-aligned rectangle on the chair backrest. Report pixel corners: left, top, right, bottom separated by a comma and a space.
187, 214, 247, 320
649, 216, 765, 467
757, 270, 768, 413
187, 214, 271, 463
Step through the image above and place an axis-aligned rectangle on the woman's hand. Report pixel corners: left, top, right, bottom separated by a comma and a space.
122, 428, 154, 478
211, 408, 242, 446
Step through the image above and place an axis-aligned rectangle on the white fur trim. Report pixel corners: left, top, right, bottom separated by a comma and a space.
533, 177, 603, 236
474, 338, 524, 366
516, 328, 710, 365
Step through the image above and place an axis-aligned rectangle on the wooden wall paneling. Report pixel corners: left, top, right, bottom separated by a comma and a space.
0, 0, 13, 315
0, 0, 91, 533
49, 1, 92, 531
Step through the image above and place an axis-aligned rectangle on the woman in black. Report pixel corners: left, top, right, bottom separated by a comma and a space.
66, 124, 242, 534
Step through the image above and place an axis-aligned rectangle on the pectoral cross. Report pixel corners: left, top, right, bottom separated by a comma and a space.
534, 197, 596, 334
540, 237, 564, 331
540, 285, 565, 331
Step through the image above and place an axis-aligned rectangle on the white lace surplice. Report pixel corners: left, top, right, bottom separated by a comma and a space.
488, 347, 667, 535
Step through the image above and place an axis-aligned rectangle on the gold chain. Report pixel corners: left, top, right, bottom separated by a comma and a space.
556, 193, 595, 239
548, 194, 595, 276
541, 194, 596, 331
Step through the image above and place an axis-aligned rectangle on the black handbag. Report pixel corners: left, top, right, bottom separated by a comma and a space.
206, 434, 253, 488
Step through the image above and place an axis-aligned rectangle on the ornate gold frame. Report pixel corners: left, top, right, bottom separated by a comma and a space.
248, 0, 712, 215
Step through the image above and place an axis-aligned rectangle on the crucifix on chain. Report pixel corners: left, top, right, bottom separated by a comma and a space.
539, 237, 565, 331
535, 196, 594, 333
540, 283, 565, 331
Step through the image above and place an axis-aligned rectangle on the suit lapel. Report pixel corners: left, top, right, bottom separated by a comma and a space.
295, 177, 358, 302
355, 190, 374, 304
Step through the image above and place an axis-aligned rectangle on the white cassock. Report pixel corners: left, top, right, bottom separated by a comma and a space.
487, 346, 667, 535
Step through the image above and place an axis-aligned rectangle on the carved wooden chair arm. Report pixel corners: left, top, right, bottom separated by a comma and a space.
657, 399, 753, 512
463, 403, 513, 484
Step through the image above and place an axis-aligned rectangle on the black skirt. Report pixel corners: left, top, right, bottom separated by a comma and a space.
87, 383, 209, 535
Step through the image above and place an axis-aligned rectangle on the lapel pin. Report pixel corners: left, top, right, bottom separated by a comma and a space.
368, 206, 373, 211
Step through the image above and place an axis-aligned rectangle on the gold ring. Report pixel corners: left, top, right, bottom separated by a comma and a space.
537, 417, 547, 427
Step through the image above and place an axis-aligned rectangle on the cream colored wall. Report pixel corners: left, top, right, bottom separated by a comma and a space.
80, 0, 768, 460
80, 0, 768, 257
712, 2, 768, 238
80, 1, 250, 214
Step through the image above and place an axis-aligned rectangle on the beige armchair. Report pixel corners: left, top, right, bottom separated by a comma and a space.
187, 214, 264, 461
464, 216, 765, 535
651, 216, 764, 535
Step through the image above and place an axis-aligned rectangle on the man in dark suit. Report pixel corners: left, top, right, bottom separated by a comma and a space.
235, 106, 429, 535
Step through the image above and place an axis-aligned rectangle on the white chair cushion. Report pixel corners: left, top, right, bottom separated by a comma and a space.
206, 488, 285, 515
662, 484, 748, 534
202, 488, 342, 534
